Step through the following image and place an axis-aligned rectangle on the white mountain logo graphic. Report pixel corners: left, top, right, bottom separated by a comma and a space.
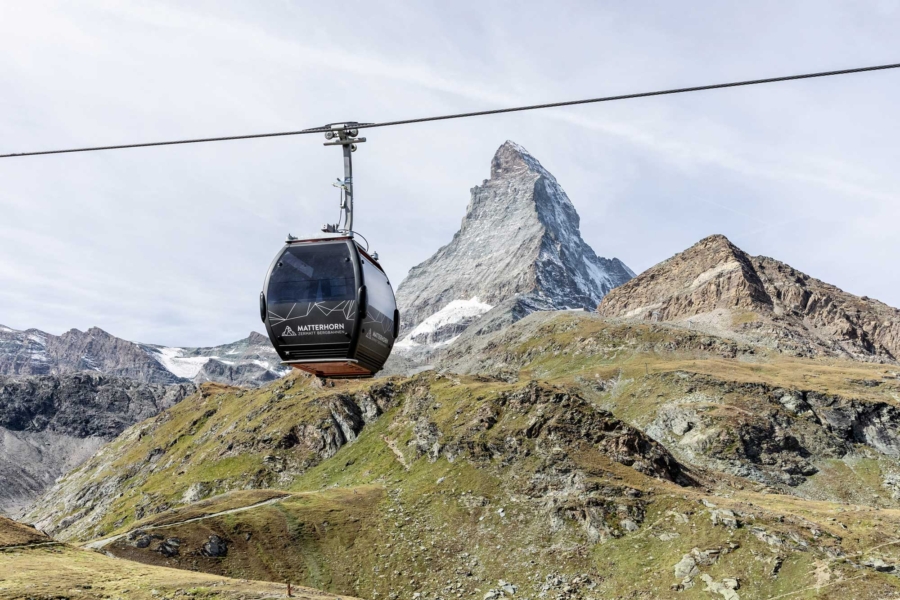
282, 326, 296, 337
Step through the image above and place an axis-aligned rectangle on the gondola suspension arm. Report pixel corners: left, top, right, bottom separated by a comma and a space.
321, 123, 367, 234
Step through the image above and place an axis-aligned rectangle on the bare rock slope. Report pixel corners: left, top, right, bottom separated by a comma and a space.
0, 373, 193, 517
597, 234, 900, 362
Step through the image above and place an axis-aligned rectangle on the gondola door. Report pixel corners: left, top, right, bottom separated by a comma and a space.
354, 249, 398, 371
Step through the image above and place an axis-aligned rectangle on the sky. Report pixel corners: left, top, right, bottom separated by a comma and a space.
1, 1, 899, 347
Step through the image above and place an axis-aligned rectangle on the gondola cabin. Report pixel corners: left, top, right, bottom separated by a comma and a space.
260, 234, 399, 378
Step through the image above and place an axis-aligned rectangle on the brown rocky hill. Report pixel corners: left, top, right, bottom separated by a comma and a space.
597, 234, 900, 362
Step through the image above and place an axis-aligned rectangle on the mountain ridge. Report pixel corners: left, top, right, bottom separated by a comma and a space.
0, 324, 287, 516
598, 234, 900, 363
0, 323, 287, 386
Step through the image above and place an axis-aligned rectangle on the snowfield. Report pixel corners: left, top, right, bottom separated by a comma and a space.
396, 297, 493, 350
150, 347, 212, 379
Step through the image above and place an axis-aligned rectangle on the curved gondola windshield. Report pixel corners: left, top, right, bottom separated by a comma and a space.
267, 243, 354, 304
360, 255, 396, 346
361, 257, 394, 316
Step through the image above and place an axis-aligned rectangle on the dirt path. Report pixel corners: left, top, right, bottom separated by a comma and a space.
0, 541, 64, 552
760, 537, 900, 599
82, 496, 287, 550
381, 435, 410, 470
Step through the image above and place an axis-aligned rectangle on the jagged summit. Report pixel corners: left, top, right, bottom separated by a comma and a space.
394, 141, 633, 348
490, 140, 551, 179
598, 234, 900, 362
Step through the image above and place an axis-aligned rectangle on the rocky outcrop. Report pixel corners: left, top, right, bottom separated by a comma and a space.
645, 373, 900, 489
597, 234, 900, 362
0, 373, 193, 516
394, 141, 632, 352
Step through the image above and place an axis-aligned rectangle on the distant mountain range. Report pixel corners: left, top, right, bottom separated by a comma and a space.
0, 325, 288, 386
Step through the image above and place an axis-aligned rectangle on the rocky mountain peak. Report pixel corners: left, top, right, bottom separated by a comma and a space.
489, 140, 549, 179
393, 141, 633, 351
247, 331, 269, 345
598, 234, 900, 362
599, 234, 770, 320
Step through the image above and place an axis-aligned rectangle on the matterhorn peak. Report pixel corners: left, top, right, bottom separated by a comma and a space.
394, 141, 633, 353
490, 140, 548, 179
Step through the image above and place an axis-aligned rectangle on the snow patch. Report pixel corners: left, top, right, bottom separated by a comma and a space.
394, 336, 420, 350
151, 347, 211, 379
251, 359, 288, 373
409, 297, 492, 338
27, 334, 47, 346
397, 297, 493, 350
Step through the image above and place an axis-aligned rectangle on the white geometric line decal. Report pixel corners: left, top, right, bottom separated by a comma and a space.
364, 309, 394, 335
268, 301, 357, 325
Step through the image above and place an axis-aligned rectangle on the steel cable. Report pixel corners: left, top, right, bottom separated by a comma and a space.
2, 62, 899, 158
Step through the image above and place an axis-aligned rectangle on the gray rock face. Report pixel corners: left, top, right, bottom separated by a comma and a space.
0, 373, 193, 438
0, 326, 282, 516
201, 534, 228, 557
0, 373, 193, 516
0, 325, 286, 387
394, 141, 633, 347
644, 375, 900, 490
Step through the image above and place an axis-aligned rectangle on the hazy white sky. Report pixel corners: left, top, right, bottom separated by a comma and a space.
1, 1, 899, 346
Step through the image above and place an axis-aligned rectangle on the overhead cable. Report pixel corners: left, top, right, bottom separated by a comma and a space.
2, 61, 899, 159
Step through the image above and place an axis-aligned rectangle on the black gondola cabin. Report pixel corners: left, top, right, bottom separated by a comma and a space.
260, 235, 399, 378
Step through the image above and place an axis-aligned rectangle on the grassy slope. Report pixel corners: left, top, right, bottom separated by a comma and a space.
94, 433, 900, 599
0, 544, 350, 600
0, 516, 48, 547
447, 313, 900, 501
0, 512, 350, 599
22, 313, 900, 599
